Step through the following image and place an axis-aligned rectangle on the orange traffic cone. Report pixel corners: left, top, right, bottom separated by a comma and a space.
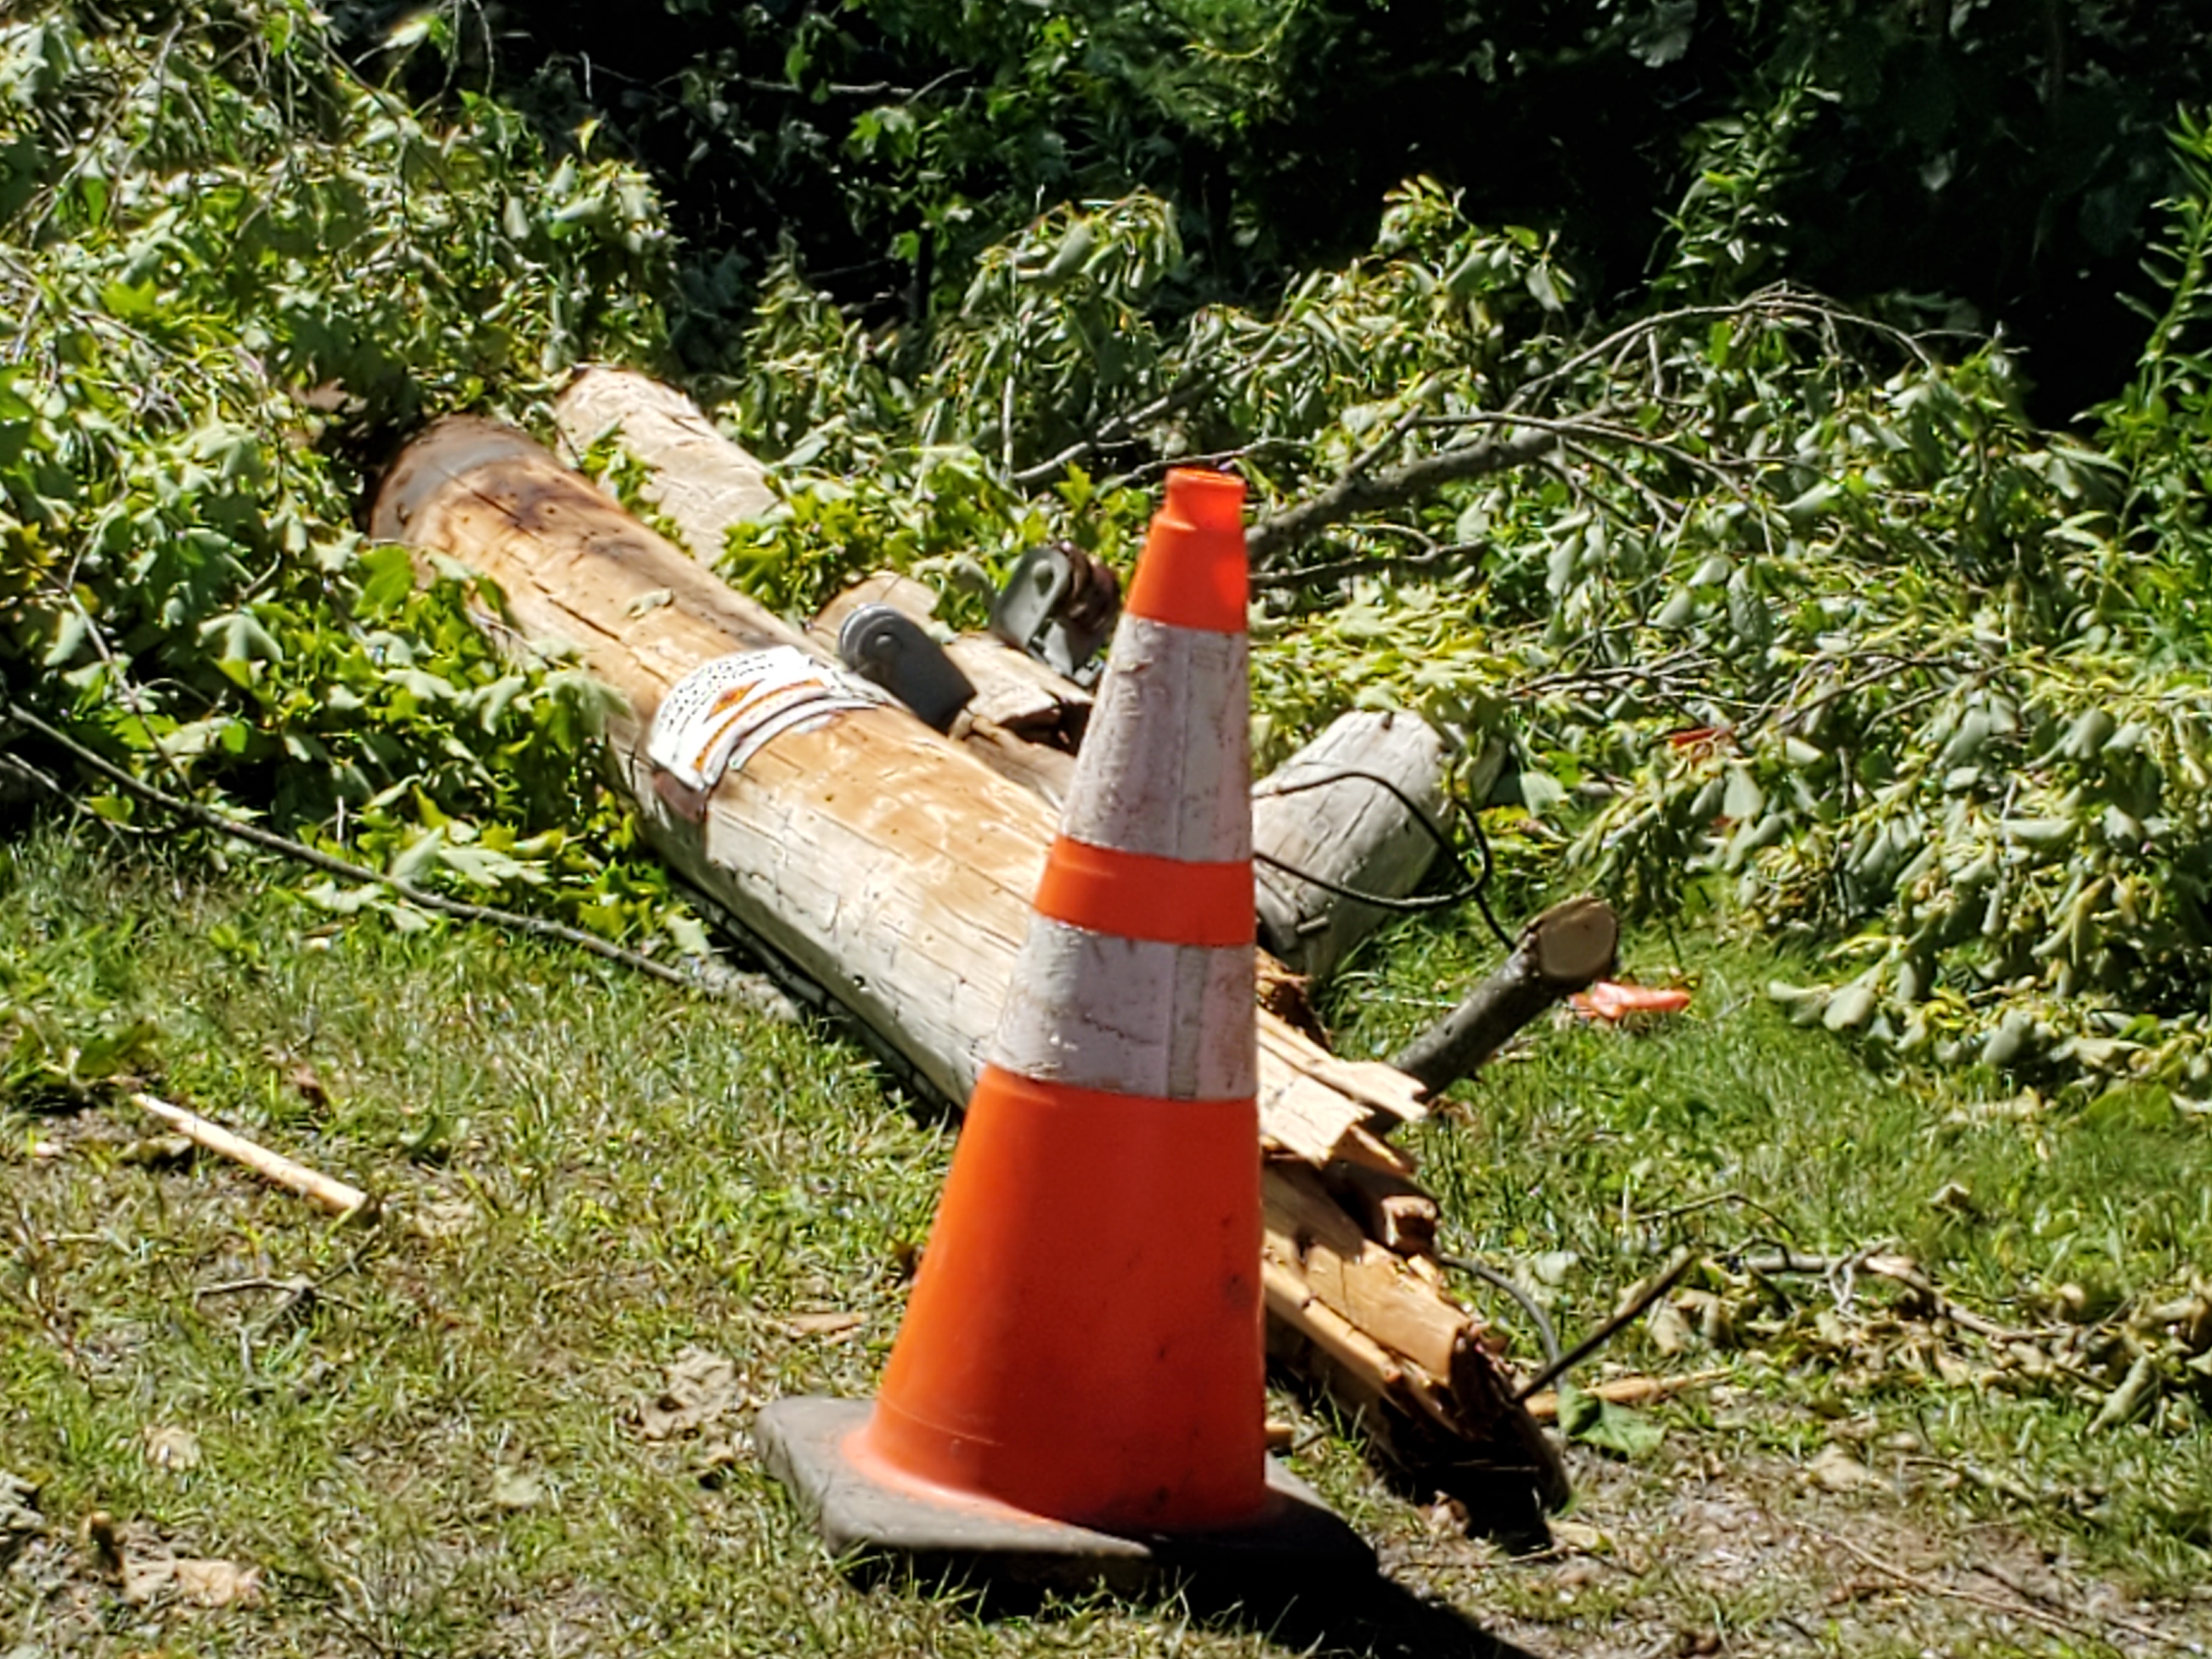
758, 469, 1369, 1583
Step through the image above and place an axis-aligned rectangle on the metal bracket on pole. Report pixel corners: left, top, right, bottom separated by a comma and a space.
987, 542, 1121, 686
837, 605, 977, 733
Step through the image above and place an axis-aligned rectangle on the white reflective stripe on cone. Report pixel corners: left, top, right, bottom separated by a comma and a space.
1060, 617, 1252, 866
991, 917, 1259, 1102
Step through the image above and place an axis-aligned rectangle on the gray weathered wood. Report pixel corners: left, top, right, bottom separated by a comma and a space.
1252, 711, 1451, 980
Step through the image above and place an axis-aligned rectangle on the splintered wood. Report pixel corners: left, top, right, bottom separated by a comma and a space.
131, 1093, 368, 1217
372, 412, 1562, 1516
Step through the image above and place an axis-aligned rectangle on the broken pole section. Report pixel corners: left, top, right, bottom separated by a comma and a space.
371, 416, 1565, 1520
1252, 710, 1452, 981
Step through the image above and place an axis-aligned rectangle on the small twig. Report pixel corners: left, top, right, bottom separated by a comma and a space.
1009, 375, 1211, 488
1250, 545, 1477, 590
1521, 1367, 1730, 1424
1339, 375, 1444, 488
1632, 1189, 1798, 1239
1423, 408, 1752, 493
1971, 1558, 2196, 1652
736, 67, 968, 103
1503, 285, 1935, 419
132, 1093, 370, 1217
1247, 425, 1560, 565
1736, 1248, 2052, 1346
69, 596, 215, 812
1805, 1524, 2204, 1654
1517, 1248, 1698, 1399
1097, 436, 1301, 493
0, 751, 139, 845
1555, 435, 1689, 531
18, 16, 185, 245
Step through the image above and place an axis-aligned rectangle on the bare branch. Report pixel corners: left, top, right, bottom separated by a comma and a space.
1099, 435, 1302, 493
1009, 374, 1210, 488
1247, 425, 1559, 565
1251, 525, 1484, 590
1503, 284, 1936, 417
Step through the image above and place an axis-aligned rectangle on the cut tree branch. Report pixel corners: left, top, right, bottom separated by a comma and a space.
1391, 895, 1619, 1096
1009, 374, 1210, 488
1247, 425, 1560, 565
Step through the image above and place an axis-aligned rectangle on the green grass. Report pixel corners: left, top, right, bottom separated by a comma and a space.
3, 826, 2211, 1656
1327, 898, 2212, 1591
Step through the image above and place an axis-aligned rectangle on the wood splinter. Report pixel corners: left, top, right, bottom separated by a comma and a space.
1520, 1368, 1730, 1423
129, 1092, 370, 1217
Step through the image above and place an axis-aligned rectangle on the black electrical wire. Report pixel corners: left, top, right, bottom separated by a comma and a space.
1251, 764, 1515, 950
1511, 1250, 1697, 1401
1441, 1249, 1700, 1399
1437, 1254, 1564, 1369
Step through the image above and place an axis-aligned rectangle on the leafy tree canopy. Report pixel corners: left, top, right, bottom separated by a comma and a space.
343, 0, 2212, 420
0, 0, 687, 944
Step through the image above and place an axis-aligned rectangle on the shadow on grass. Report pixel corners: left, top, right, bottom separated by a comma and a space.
1209, 1572, 1544, 1659
849, 1558, 1542, 1659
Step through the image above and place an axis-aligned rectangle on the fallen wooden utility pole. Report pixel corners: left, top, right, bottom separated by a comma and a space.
551, 366, 1477, 1000
372, 416, 1565, 1519
555, 371, 1098, 809
554, 365, 777, 554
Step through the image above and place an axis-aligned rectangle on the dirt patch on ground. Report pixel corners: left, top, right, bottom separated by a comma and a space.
1367, 1427, 2212, 1657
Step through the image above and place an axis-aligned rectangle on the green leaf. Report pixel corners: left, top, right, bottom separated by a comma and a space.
1556, 1382, 1664, 1458
99, 279, 159, 321
357, 544, 418, 614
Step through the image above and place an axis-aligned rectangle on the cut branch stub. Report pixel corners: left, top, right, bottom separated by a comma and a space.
1391, 895, 1620, 1096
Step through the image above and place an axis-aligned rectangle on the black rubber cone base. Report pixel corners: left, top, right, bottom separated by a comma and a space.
756, 1396, 1375, 1594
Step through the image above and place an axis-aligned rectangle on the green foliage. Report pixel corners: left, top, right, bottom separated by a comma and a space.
713, 136, 2212, 1107
926, 193, 1184, 471
1555, 1379, 1664, 1459
0, 1, 693, 946
2096, 108, 2212, 634
1325, 924, 2212, 1580
10, 0, 2212, 1156
725, 180, 1573, 622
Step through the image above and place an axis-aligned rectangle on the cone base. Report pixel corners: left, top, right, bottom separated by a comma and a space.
758, 1396, 1373, 1593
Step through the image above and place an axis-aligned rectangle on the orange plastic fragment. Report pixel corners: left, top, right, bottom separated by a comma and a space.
1568, 980, 1694, 1024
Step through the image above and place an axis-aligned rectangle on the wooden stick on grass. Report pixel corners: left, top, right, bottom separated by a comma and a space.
129, 1093, 370, 1218
1520, 1368, 1731, 1424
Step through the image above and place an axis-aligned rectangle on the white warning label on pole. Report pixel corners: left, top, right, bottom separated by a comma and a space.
645, 647, 884, 793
